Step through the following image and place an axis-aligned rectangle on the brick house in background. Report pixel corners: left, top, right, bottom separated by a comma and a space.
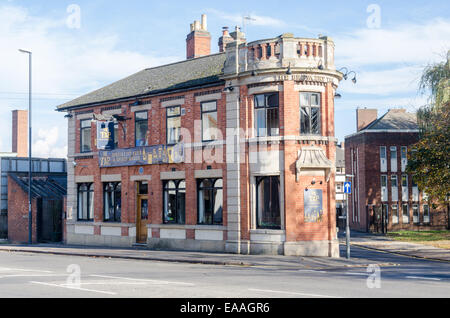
345, 108, 448, 233
8, 173, 67, 244
56, 14, 345, 257
0, 110, 67, 240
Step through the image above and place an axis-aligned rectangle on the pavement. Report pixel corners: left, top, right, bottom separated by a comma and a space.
339, 230, 450, 262
0, 230, 448, 268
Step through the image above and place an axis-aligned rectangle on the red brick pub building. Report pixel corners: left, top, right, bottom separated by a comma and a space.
57, 15, 344, 257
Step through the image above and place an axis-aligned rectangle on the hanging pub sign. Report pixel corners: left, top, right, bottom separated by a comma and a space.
304, 189, 324, 223
99, 143, 184, 168
97, 121, 115, 150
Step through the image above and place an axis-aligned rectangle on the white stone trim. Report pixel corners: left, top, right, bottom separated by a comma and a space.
294, 84, 326, 93
161, 99, 185, 108
74, 225, 94, 235
195, 93, 222, 103
248, 85, 284, 96
76, 113, 94, 120
75, 175, 94, 183
195, 229, 224, 241
101, 226, 122, 237
194, 169, 223, 179
130, 104, 152, 112
160, 229, 186, 240
102, 108, 124, 116
101, 174, 122, 182
160, 171, 185, 180
130, 175, 152, 182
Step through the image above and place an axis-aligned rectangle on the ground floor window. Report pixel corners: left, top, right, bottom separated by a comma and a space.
77, 183, 94, 221
413, 204, 419, 224
423, 204, 430, 224
198, 179, 223, 225
392, 204, 399, 224
163, 180, 186, 224
256, 176, 281, 230
103, 182, 122, 222
402, 204, 409, 224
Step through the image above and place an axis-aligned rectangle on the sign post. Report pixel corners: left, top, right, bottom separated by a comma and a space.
344, 181, 352, 259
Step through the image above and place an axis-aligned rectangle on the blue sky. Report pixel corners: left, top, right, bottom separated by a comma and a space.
1, 0, 449, 157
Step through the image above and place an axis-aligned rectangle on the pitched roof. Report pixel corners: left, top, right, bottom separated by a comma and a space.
363, 109, 418, 131
9, 173, 67, 199
57, 53, 227, 111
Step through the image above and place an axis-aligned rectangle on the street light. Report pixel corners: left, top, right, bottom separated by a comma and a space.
19, 49, 32, 245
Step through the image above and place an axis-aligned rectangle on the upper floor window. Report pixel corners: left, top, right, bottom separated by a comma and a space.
103, 182, 121, 222
114, 123, 119, 149
167, 106, 181, 145
300, 92, 321, 135
201, 101, 218, 142
390, 146, 398, 172
80, 119, 92, 153
198, 179, 223, 225
135, 111, 148, 147
77, 183, 94, 221
254, 93, 279, 137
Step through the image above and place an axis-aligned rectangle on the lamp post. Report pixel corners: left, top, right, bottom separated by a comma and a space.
19, 49, 32, 245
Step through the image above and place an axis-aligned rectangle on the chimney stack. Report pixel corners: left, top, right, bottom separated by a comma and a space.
218, 27, 233, 52
12, 110, 28, 157
186, 14, 211, 59
356, 108, 378, 132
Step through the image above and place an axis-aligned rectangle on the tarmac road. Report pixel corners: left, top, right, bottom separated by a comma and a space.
0, 244, 448, 298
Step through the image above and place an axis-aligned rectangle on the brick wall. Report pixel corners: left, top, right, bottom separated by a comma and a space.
7, 176, 38, 243
345, 131, 448, 232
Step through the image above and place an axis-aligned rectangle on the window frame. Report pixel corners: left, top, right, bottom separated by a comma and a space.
201, 101, 219, 142
166, 106, 182, 146
163, 179, 186, 224
77, 183, 94, 221
103, 182, 122, 223
255, 176, 281, 230
80, 119, 92, 153
254, 92, 280, 137
135, 111, 148, 147
300, 92, 321, 136
197, 178, 223, 225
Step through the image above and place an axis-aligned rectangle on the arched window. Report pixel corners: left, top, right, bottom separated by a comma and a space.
104, 182, 122, 222
198, 179, 223, 225
256, 176, 281, 229
163, 180, 186, 224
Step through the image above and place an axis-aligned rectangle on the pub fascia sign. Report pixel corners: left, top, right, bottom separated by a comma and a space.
99, 144, 184, 168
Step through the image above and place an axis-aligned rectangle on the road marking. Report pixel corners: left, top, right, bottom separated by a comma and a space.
345, 272, 368, 276
248, 288, 340, 298
30, 281, 117, 295
60, 281, 147, 286
406, 276, 441, 281
0, 267, 53, 273
0, 274, 67, 279
298, 270, 328, 274
90, 274, 195, 286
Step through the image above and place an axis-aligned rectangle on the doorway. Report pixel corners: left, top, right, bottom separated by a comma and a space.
136, 181, 149, 244
37, 198, 63, 243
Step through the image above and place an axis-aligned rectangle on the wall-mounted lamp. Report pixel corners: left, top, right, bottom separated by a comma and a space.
338, 67, 357, 84
286, 63, 292, 75
64, 113, 73, 119
318, 61, 324, 70
334, 93, 342, 99
224, 83, 235, 93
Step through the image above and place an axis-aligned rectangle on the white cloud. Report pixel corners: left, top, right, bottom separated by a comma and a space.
335, 18, 450, 67
33, 127, 67, 159
0, 4, 180, 155
206, 8, 286, 28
